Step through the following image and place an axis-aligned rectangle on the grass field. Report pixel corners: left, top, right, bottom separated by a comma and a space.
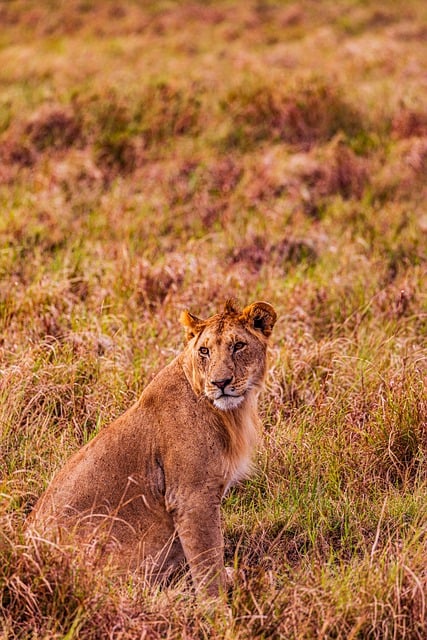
1, 0, 427, 637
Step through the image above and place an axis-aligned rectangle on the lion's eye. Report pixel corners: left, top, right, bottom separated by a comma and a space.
233, 341, 246, 352
199, 346, 210, 356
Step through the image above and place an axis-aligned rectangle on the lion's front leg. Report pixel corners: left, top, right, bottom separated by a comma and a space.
167, 489, 226, 597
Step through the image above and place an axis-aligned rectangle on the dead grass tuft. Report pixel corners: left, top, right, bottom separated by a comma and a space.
230, 235, 318, 273
0, 523, 173, 640
136, 258, 186, 310
230, 234, 268, 273
372, 137, 427, 200
0, 138, 35, 168
392, 107, 427, 139
406, 137, 427, 174
284, 139, 370, 216
367, 377, 427, 487
317, 138, 369, 199
223, 77, 364, 149
25, 104, 81, 152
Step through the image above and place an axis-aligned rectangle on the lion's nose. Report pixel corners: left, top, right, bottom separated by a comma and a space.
211, 377, 232, 391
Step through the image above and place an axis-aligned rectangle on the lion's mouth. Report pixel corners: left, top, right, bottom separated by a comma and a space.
212, 387, 242, 400
218, 389, 239, 398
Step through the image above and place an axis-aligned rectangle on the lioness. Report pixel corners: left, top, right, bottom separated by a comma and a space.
29, 300, 277, 596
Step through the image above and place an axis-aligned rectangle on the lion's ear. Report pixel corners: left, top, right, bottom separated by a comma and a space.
179, 310, 204, 341
241, 301, 277, 337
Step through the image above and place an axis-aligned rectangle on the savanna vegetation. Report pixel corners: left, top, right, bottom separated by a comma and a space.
0, 0, 426, 637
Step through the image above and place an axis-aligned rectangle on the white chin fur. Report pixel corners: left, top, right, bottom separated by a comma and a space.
213, 395, 244, 411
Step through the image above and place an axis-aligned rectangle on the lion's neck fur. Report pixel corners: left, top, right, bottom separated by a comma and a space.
217, 392, 261, 489
180, 352, 261, 489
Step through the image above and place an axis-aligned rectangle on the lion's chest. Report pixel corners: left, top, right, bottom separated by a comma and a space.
223, 415, 258, 494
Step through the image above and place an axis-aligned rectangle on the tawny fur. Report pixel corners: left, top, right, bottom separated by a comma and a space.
28, 300, 277, 596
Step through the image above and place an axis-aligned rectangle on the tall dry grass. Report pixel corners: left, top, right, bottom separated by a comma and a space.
1, 0, 427, 637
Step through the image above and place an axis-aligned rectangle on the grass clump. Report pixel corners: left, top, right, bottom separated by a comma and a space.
25, 104, 82, 152
88, 82, 204, 173
221, 76, 365, 150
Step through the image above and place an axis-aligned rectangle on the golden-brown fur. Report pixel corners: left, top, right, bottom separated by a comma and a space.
28, 300, 277, 596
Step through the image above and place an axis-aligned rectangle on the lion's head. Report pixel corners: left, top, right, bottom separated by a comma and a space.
180, 300, 277, 411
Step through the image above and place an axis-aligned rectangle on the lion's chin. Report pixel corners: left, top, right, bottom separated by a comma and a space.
213, 395, 245, 411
